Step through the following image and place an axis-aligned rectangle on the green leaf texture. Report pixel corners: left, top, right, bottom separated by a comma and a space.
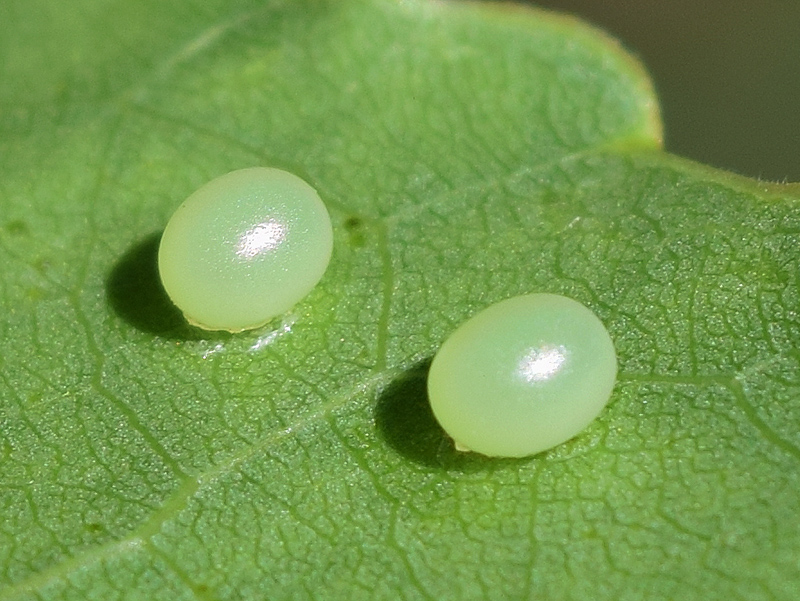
1, 1, 799, 599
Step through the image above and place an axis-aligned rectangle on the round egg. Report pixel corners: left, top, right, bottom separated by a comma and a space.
427, 293, 617, 457
158, 167, 333, 332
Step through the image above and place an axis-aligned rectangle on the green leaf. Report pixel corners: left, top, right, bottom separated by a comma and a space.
2, 1, 799, 599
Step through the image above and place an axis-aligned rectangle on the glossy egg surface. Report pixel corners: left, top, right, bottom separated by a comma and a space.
427, 293, 617, 457
158, 167, 333, 332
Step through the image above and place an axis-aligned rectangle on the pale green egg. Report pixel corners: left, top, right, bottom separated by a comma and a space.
158, 167, 333, 332
427, 293, 617, 458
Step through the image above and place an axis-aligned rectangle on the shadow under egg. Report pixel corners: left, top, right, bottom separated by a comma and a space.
106, 232, 228, 341
374, 359, 521, 472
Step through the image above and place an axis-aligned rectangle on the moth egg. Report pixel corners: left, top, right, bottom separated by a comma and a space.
158, 167, 333, 332
427, 293, 617, 458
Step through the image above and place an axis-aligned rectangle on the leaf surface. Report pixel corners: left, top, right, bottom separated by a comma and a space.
1, 1, 799, 600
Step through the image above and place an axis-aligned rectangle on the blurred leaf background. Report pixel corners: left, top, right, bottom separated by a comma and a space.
529, 0, 800, 182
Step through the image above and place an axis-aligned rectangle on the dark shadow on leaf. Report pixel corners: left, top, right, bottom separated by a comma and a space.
106, 233, 229, 341
374, 359, 523, 472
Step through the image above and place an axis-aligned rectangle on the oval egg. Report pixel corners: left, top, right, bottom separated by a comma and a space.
427, 293, 617, 457
158, 167, 333, 332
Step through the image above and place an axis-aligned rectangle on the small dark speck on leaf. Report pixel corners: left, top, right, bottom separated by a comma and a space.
343, 215, 367, 248
344, 216, 362, 229
4, 220, 30, 237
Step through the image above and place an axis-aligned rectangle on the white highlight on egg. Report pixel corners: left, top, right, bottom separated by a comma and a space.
517, 345, 568, 383
235, 218, 287, 258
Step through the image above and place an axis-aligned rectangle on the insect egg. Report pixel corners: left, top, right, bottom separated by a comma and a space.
157, 167, 333, 332
427, 293, 617, 457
